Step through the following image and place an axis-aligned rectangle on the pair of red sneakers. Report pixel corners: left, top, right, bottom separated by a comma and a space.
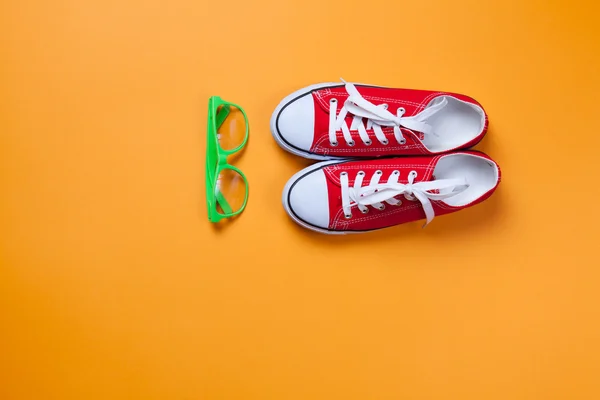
271, 80, 501, 234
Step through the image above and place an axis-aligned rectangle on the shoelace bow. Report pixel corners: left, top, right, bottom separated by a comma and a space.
329, 79, 448, 147
340, 169, 469, 226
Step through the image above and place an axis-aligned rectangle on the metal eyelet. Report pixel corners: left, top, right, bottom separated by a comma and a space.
410, 170, 417, 178
344, 213, 352, 219
377, 204, 386, 211
375, 170, 383, 175
358, 171, 365, 176
360, 208, 369, 214
382, 139, 389, 145
365, 139, 372, 146
348, 140, 355, 147
382, 103, 388, 109
395, 200, 403, 206
330, 98, 337, 104
330, 141, 339, 147
340, 171, 348, 177
399, 138, 407, 145
398, 107, 406, 114
393, 170, 400, 175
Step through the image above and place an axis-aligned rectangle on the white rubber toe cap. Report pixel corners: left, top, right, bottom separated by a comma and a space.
288, 169, 330, 229
276, 94, 315, 151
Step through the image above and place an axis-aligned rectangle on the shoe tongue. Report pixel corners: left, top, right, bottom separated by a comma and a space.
419, 97, 448, 120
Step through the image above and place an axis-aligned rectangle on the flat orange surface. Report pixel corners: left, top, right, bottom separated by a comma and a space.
2, 1, 600, 399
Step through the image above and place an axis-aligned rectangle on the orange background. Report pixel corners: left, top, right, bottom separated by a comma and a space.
1, 0, 600, 399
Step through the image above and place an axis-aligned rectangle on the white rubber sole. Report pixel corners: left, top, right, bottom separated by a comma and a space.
282, 159, 364, 235
270, 82, 343, 160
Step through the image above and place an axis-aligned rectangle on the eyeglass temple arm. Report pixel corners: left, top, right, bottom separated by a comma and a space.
213, 104, 234, 214
215, 105, 231, 130
215, 189, 233, 214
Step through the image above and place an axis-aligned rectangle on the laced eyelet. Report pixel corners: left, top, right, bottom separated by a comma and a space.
382, 103, 388, 109
330, 141, 339, 147
365, 139, 372, 146
375, 170, 383, 175
344, 213, 352, 219
360, 208, 369, 214
399, 138, 407, 145
377, 204, 386, 211
395, 200, 403, 206
392, 170, 400, 175
340, 171, 348, 177
410, 170, 417, 178
358, 171, 365, 176
382, 139, 389, 145
398, 107, 406, 114
330, 98, 337, 104
348, 140, 355, 147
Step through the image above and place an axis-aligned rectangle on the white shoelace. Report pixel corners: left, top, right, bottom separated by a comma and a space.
329, 80, 448, 147
340, 169, 469, 226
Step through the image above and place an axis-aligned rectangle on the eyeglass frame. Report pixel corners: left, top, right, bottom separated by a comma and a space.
205, 96, 249, 223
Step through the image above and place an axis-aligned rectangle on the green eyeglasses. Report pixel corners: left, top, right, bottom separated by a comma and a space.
205, 96, 249, 223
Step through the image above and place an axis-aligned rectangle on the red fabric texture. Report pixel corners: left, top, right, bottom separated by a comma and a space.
310, 84, 487, 158
321, 151, 500, 231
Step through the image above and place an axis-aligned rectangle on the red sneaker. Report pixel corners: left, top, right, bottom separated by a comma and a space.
271, 80, 488, 160
282, 151, 500, 234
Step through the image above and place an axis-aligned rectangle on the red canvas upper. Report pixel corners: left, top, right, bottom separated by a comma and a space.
320, 151, 499, 231
310, 85, 488, 158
